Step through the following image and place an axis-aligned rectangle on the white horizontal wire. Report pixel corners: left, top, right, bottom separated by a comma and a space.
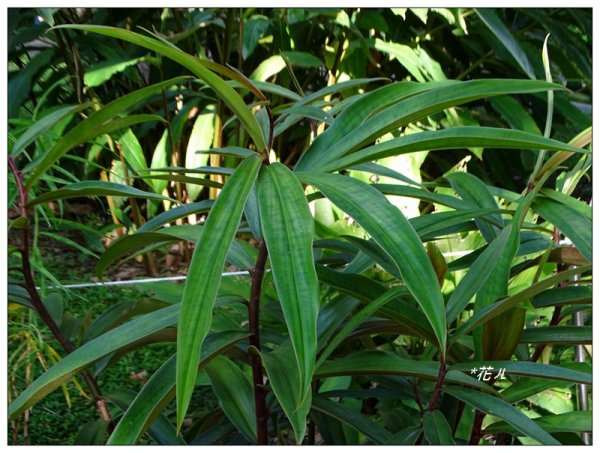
35, 250, 474, 290
35, 271, 250, 290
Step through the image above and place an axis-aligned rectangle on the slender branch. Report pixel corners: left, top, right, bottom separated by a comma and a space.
469, 410, 486, 445
8, 157, 113, 426
412, 378, 424, 414
248, 239, 269, 444
426, 359, 447, 411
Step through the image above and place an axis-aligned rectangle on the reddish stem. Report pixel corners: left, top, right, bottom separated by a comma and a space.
8, 157, 113, 426
248, 239, 269, 444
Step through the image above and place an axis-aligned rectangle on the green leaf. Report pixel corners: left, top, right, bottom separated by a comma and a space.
243, 182, 262, 239
8, 304, 180, 420
296, 81, 453, 171
444, 386, 560, 445
257, 343, 311, 444
451, 265, 591, 341
137, 200, 214, 233
148, 129, 170, 199
204, 356, 257, 443
446, 224, 519, 324
27, 180, 173, 208
96, 227, 198, 279
532, 196, 592, 263
532, 286, 592, 308
106, 388, 184, 445
250, 55, 286, 81
11, 103, 92, 158
297, 79, 563, 171
84, 56, 142, 87
374, 184, 467, 210
23, 76, 190, 188
315, 265, 435, 343
411, 208, 503, 238
55, 25, 266, 150
107, 331, 248, 445
500, 376, 574, 404
258, 163, 319, 399
539, 189, 591, 220
316, 351, 495, 393
176, 155, 261, 430
423, 410, 455, 445
312, 397, 392, 445
299, 173, 446, 356
447, 172, 503, 242
520, 326, 591, 345
74, 419, 109, 445
486, 411, 591, 435
185, 105, 215, 201
317, 287, 407, 367
117, 128, 147, 175
242, 15, 270, 60
453, 360, 591, 384
475, 9, 535, 78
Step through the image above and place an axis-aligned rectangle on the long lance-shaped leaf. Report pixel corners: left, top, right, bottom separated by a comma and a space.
450, 264, 591, 342
10, 103, 92, 158
444, 386, 560, 445
95, 224, 250, 281
299, 173, 446, 356
452, 360, 591, 385
55, 25, 266, 150
423, 410, 455, 445
23, 76, 190, 188
27, 180, 173, 208
298, 79, 564, 171
176, 155, 261, 430
485, 411, 592, 435
475, 9, 535, 79
106, 388, 184, 445
258, 163, 319, 401
205, 356, 257, 443
137, 200, 214, 233
532, 196, 592, 263
316, 351, 495, 394
311, 397, 392, 445
8, 304, 180, 419
322, 127, 587, 172
520, 326, 592, 345
447, 172, 503, 243
256, 343, 312, 444
316, 286, 407, 368
295, 80, 455, 171
446, 224, 519, 324
315, 265, 435, 343
107, 331, 247, 444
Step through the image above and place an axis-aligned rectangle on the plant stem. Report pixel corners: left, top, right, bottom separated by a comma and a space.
248, 239, 269, 444
8, 157, 113, 427
426, 359, 447, 411
469, 410, 486, 445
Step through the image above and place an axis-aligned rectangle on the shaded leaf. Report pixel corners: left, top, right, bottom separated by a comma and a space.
176, 155, 261, 430
205, 356, 256, 443
423, 410, 455, 445
258, 163, 319, 399
28, 180, 173, 207
444, 386, 560, 445
299, 173, 446, 354
312, 397, 392, 445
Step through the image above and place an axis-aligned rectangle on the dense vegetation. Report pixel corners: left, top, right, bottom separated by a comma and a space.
7, 8, 591, 445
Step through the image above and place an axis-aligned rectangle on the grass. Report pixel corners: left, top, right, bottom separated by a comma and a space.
8, 233, 217, 445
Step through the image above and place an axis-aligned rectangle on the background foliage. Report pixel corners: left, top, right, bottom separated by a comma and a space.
7, 7, 592, 445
